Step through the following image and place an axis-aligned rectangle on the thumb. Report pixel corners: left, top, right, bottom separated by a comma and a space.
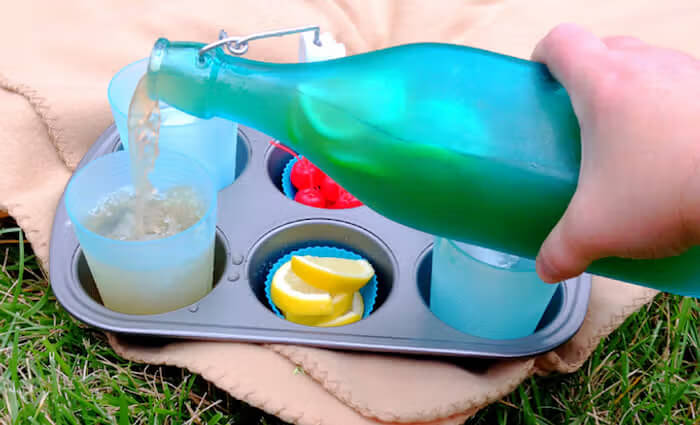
536, 205, 593, 283
532, 23, 608, 99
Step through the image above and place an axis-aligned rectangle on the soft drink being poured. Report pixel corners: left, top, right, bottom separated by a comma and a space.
143, 37, 700, 297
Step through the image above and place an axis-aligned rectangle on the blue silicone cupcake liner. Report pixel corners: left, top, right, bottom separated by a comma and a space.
264, 246, 378, 322
281, 156, 300, 199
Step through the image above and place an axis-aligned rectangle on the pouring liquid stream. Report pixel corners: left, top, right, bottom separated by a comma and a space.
81, 75, 213, 314
127, 75, 160, 239
85, 76, 205, 241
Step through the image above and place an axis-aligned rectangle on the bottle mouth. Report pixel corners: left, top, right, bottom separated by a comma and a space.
145, 38, 171, 102
148, 38, 170, 74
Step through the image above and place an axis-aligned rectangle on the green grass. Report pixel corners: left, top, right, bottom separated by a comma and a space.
1, 216, 698, 424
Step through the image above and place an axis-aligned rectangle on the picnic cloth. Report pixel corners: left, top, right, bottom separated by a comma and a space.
3, 0, 697, 423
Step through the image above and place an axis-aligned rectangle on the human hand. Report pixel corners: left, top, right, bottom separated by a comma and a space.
532, 23, 700, 283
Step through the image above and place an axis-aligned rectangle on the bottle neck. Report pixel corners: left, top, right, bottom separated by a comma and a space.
209, 57, 296, 141
147, 40, 300, 143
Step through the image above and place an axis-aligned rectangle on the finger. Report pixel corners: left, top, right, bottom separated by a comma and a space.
602, 35, 646, 50
535, 200, 594, 283
532, 23, 608, 93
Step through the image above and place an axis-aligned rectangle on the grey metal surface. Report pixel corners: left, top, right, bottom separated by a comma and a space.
49, 124, 591, 359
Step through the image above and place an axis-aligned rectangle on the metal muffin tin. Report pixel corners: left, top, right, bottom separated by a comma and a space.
49, 124, 591, 358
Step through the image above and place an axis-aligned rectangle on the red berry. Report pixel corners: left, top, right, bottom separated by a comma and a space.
333, 189, 363, 209
291, 158, 325, 189
294, 187, 325, 208
320, 175, 340, 203
307, 162, 326, 187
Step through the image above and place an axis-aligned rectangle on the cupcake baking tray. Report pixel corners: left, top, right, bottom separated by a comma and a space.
49, 124, 591, 359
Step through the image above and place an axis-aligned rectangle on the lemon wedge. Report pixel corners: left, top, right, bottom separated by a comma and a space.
316, 292, 364, 327
270, 261, 333, 316
284, 291, 354, 326
290, 256, 375, 293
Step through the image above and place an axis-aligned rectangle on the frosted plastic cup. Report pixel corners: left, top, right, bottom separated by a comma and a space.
65, 150, 217, 315
108, 58, 237, 191
430, 237, 559, 339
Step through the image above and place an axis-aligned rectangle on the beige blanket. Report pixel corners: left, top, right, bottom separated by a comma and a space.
3, 0, 696, 423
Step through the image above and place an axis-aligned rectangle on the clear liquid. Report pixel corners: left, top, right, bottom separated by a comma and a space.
85, 243, 214, 315
126, 75, 160, 239
85, 76, 213, 314
83, 185, 205, 241
88, 76, 206, 241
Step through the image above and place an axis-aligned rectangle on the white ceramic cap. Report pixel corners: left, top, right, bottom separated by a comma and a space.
298, 31, 346, 62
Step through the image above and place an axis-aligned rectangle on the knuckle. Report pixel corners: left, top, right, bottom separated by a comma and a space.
540, 24, 578, 54
547, 23, 581, 42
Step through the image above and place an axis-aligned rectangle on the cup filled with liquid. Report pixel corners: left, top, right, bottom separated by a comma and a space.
108, 58, 238, 191
64, 149, 217, 315
430, 237, 560, 340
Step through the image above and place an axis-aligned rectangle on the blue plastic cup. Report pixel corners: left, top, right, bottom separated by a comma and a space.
65, 150, 217, 315
108, 58, 237, 191
430, 237, 559, 339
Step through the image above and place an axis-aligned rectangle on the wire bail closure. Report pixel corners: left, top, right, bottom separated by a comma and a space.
198, 26, 322, 57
